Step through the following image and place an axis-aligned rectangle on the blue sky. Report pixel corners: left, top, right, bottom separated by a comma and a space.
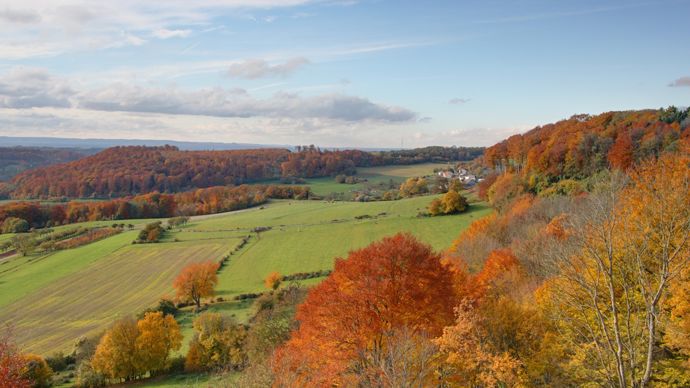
0, 0, 689, 147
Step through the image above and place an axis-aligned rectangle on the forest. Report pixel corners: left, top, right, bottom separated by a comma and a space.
3, 145, 483, 199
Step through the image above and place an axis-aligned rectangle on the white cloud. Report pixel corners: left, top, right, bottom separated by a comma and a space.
0, 67, 415, 123
0, 0, 319, 58
152, 28, 192, 39
449, 97, 470, 104
228, 57, 310, 79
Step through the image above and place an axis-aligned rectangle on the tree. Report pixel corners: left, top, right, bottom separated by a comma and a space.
0, 328, 29, 388
435, 300, 524, 387
173, 261, 219, 310
264, 272, 282, 290
428, 190, 468, 216
274, 233, 457, 386
91, 317, 141, 382
185, 312, 247, 372
538, 154, 690, 387
441, 189, 468, 214
1, 217, 29, 233
135, 312, 182, 376
20, 354, 52, 388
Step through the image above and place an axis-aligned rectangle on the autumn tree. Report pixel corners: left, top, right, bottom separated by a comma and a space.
537, 153, 690, 387
264, 272, 282, 291
91, 317, 141, 382
0, 328, 29, 388
20, 354, 53, 388
185, 312, 247, 372
173, 261, 219, 310
274, 233, 457, 386
135, 312, 182, 376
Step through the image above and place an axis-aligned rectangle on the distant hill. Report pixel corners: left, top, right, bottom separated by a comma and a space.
0, 136, 288, 151
0, 147, 97, 181
5, 145, 483, 199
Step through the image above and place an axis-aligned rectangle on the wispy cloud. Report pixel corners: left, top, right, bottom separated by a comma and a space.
668, 76, 690, 87
449, 98, 470, 105
152, 28, 192, 39
228, 57, 310, 79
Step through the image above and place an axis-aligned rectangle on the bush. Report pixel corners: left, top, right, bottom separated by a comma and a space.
45, 351, 75, 372
21, 354, 54, 388
75, 361, 105, 388
2, 217, 30, 233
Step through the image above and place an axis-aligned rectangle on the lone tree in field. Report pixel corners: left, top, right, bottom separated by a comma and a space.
264, 272, 282, 290
173, 261, 219, 310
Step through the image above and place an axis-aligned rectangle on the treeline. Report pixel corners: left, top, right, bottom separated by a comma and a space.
483, 107, 689, 188
0, 185, 309, 232
0, 146, 94, 181
5, 145, 483, 199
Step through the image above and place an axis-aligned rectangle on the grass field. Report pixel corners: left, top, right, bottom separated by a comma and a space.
260, 162, 450, 199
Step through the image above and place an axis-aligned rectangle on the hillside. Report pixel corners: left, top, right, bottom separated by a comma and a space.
0, 147, 96, 181
6, 145, 483, 199
483, 107, 689, 184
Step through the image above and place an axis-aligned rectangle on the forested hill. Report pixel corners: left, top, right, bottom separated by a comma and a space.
0, 147, 96, 181
483, 107, 689, 183
4, 145, 483, 199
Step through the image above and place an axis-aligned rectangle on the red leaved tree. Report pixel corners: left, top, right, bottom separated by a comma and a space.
274, 233, 457, 386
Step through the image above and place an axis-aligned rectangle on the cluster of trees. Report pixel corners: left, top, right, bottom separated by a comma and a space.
483, 107, 689, 188
5, 145, 484, 200
428, 189, 468, 216
0, 327, 54, 388
2, 226, 122, 256
90, 312, 182, 383
135, 222, 164, 243
0, 184, 309, 233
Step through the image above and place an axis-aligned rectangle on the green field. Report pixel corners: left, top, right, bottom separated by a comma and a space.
0, 195, 490, 357
261, 162, 451, 199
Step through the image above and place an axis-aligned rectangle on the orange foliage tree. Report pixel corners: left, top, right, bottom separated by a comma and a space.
264, 272, 282, 290
0, 328, 29, 388
173, 261, 219, 310
274, 233, 457, 386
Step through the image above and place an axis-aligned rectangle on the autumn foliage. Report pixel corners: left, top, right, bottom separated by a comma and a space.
483, 108, 689, 183
0, 329, 29, 388
274, 233, 457, 385
0, 184, 309, 232
91, 312, 182, 382
5, 145, 483, 199
173, 261, 220, 310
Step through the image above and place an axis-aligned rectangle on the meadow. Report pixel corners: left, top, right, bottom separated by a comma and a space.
261, 162, 450, 199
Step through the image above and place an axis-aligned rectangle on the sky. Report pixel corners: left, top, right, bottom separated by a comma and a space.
0, 0, 689, 148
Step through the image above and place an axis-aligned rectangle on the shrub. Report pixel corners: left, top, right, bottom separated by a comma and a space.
75, 361, 105, 388
21, 354, 53, 388
2, 217, 30, 233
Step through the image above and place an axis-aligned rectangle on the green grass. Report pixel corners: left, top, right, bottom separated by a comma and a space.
258, 162, 449, 199
0, 192, 491, 356
1, 237, 240, 355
